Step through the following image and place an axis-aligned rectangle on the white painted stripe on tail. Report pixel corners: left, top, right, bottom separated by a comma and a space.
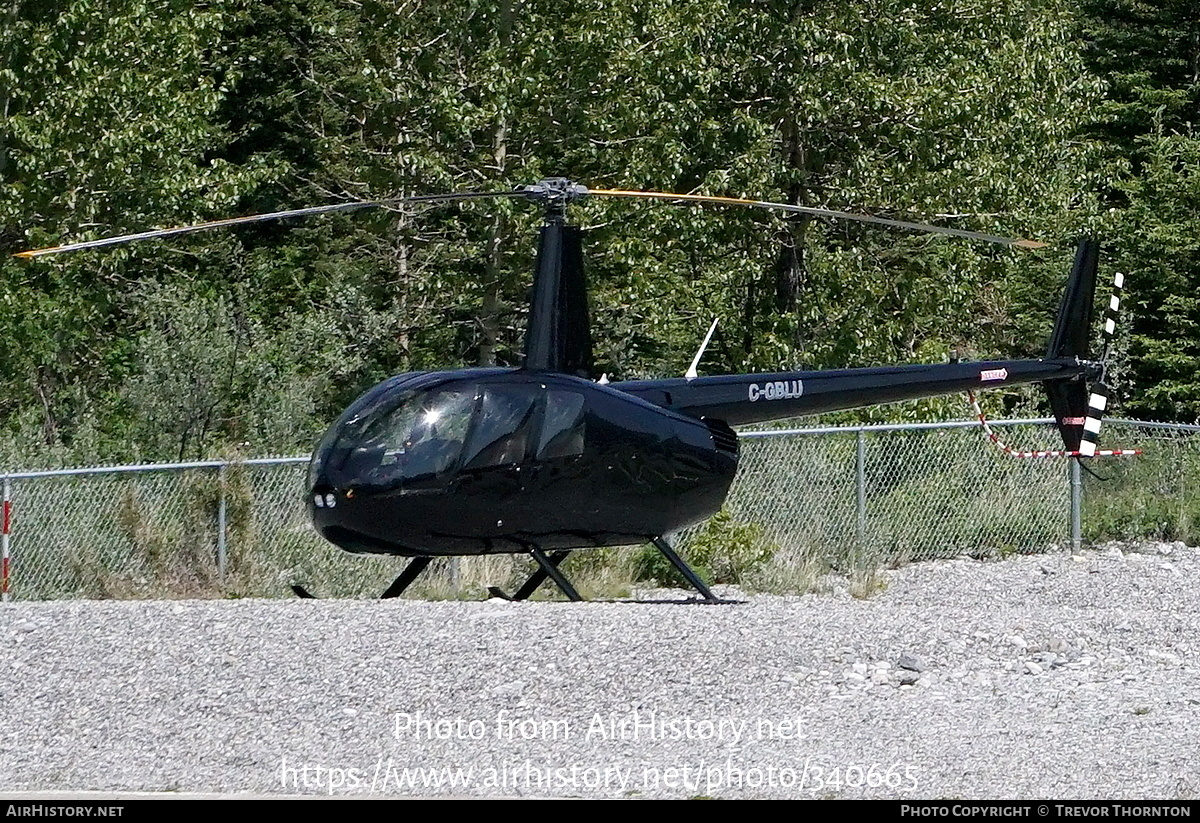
1089, 393, 1108, 412
1110, 295, 1120, 312
1115, 272, 1125, 289
1084, 417, 1103, 434
1105, 318, 1116, 334
1079, 440, 1097, 457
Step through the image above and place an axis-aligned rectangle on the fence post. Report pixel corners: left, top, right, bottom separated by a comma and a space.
856, 430, 867, 544
1070, 458, 1082, 553
217, 464, 227, 578
2, 476, 10, 601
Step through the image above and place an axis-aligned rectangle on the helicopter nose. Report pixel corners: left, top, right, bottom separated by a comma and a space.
308, 485, 352, 544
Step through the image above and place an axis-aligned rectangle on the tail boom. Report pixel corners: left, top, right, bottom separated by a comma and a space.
617, 358, 1093, 427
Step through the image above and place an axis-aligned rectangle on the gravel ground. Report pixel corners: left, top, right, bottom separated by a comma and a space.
1, 543, 1198, 800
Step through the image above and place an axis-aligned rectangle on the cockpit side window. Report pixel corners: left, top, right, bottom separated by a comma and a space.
461, 387, 537, 471
536, 391, 586, 460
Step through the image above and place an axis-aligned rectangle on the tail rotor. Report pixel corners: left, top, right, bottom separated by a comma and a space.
1075, 268, 1126, 456
971, 240, 1139, 459
1074, 263, 1136, 458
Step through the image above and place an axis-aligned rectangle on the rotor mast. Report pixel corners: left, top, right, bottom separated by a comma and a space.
520, 178, 594, 377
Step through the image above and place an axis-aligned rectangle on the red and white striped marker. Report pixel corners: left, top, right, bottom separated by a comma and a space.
966, 391, 1140, 459
2, 479, 10, 601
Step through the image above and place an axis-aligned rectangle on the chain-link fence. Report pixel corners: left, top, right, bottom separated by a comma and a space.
2, 418, 1196, 600
1077, 419, 1200, 545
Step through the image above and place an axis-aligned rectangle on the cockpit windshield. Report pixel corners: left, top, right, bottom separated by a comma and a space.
326, 388, 474, 487
311, 378, 588, 491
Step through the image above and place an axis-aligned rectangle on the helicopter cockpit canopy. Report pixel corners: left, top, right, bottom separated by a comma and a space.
310, 372, 587, 492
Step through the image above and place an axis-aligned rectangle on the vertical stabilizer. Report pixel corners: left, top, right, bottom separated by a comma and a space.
1045, 240, 1099, 451
1047, 239, 1099, 360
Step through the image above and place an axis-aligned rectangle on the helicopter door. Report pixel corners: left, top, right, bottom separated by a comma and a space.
535, 390, 586, 461
460, 386, 538, 472
354, 387, 473, 491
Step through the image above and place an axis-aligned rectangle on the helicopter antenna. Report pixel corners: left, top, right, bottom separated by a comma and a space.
587, 189, 1046, 249
685, 318, 719, 380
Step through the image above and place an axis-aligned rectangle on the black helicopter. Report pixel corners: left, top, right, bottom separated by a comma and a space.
16, 178, 1124, 603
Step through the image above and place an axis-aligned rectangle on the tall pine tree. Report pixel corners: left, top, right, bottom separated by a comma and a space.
1080, 0, 1200, 420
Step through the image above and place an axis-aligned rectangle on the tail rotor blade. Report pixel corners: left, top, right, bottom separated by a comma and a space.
1078, 384, 1109, 458
1079, 268, 1131, 456
1100, 270, 1125, 362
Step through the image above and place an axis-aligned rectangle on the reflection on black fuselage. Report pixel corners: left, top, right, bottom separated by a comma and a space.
308, 369, 738, 557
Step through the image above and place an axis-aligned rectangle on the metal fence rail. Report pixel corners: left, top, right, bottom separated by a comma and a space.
2, 418, 1197, 600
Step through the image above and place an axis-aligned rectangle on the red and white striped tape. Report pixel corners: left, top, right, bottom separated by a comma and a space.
966, 391, 1140, 459
1, 483, 9, 601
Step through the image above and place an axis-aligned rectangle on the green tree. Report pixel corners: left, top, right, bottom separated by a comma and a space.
1079, 0, 1200, 420
0, 0, 277, 453
0, 0, 1125, 467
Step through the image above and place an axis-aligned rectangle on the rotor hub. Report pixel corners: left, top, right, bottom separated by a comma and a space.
520, 178, 589, 219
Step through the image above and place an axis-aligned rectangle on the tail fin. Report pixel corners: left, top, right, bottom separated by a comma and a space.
1044, 239, 1132, 455
1047, 240, 1099, 361
971, 239, 1136, 459
1045, 240, 1100, 451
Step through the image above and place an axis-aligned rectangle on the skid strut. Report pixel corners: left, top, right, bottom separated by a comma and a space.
488, 549, 573, 601
652, 536, 720, 603
528, 546, 582, 601
379, 556, 434, 599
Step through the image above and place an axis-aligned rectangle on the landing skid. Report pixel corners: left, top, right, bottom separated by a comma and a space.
489, 537, 723, 604
294, 537, 723, 603
291, 555, 433, 600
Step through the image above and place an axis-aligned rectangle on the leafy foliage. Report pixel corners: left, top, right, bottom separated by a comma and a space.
1079, 0, 1200, 419
637, 509, 777, 586
0, 0, 1180, 467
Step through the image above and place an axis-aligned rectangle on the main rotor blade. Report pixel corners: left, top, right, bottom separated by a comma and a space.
14, 190, 524, 258
588, 189, 1047, 249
